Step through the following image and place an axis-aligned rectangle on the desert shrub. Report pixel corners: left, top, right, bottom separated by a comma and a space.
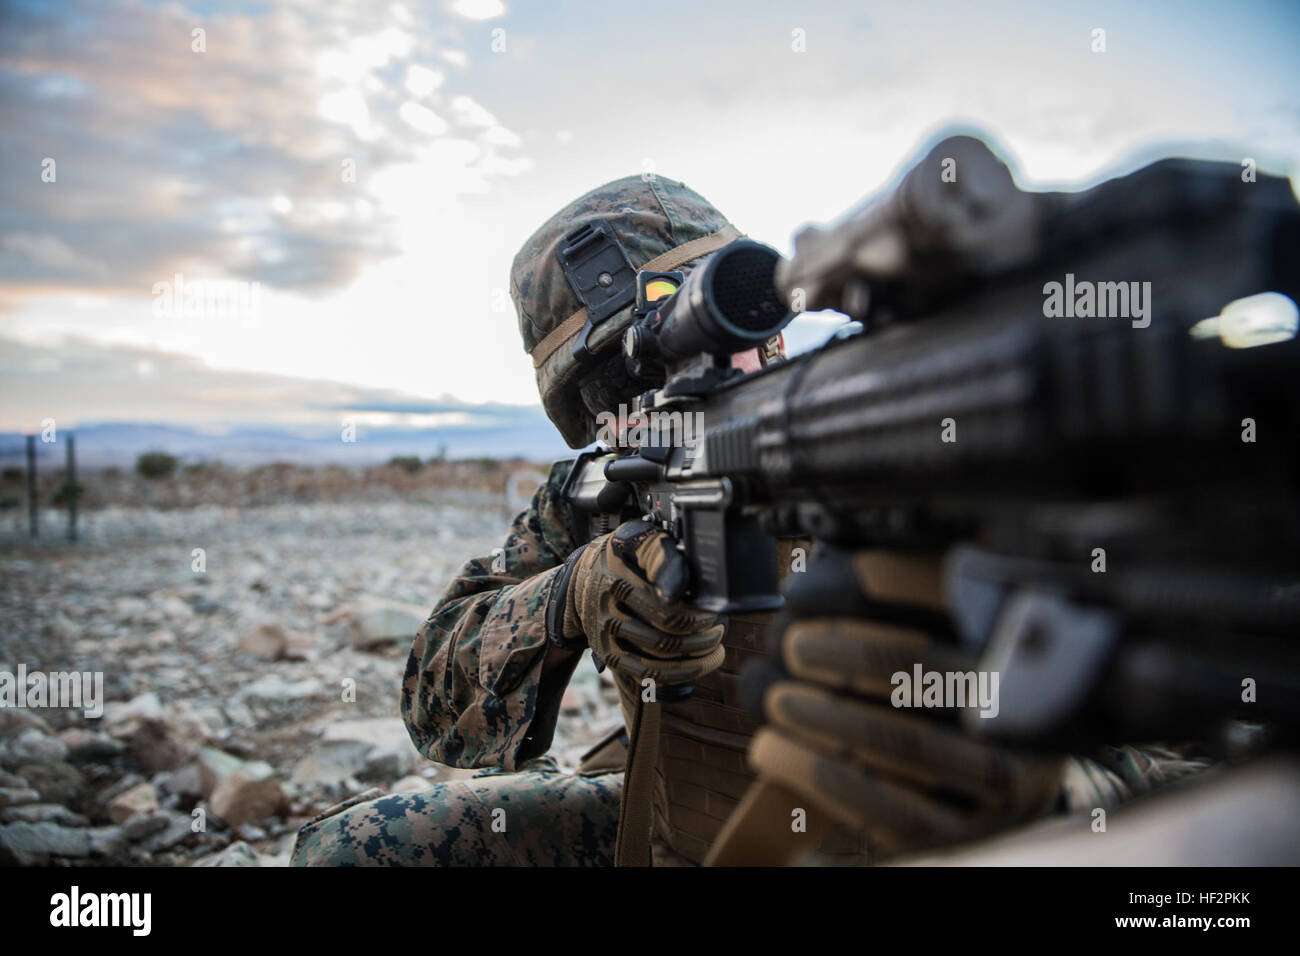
388, 455, 423, 473
53, 480, 84, 505
136, 451, 178, 479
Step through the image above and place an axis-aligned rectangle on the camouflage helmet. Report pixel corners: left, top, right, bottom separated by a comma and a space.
511, 175, 741, 448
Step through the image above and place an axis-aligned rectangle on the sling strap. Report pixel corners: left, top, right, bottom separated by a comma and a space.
614, 684, 661, 866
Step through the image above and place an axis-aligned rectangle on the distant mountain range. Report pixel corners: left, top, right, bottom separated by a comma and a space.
0, 413, 573, 469
0, 320, 853, 471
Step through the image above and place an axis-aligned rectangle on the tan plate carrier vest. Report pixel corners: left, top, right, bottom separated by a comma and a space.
611, 539, 869, 866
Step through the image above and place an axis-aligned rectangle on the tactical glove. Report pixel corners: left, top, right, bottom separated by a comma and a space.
547, 520, 726, 686
741, 547, 1062, 860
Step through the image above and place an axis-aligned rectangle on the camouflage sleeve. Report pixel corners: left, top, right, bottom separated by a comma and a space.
401, 459, 583, 771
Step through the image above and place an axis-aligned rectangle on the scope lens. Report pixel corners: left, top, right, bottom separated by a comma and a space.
709, 243, 789, 336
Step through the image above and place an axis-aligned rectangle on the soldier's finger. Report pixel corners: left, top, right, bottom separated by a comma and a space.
604, 643, 727, 686
606, 615, 725, 659
747, 727, 970, 852
633, 530, 689, 603
849, 551, 947, 610
762, 681, 1055, 811
785, 548, 947, 617
614, 581, 720, 635
780, 618, 971, 700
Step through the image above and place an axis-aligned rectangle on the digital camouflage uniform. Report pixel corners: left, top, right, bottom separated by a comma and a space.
290, 460, 631, 866
288, 456, 823, 867
293, 175, 773, 867
288, 755, 621, 866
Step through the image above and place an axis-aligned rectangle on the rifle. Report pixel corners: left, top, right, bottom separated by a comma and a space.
560, 131, 1300, 749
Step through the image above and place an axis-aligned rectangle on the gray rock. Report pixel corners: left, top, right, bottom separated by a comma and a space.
196, 748, 245, 798
123, 810, 171, 841
0, 821, 125, 865
257, 831, 298, 867
15, 761, 85, 806
99, 772, 146, 804
0, 709, 53, 737
87, 824, 127, 857
47, 611, 78, 642
11, 729, 69, 765
192, 840, 261, 867
124, 717, 191, 772
236, 823, 268, 842
103, 691, 163, 725
282, 629, 316, 661
209, 763, 285, 827
118, 700, 209, 773
141, 810, 199, 853
59, 728, 127, 763
112, 596, 149, 623
222, 698, 256, 729
154, 595, 193, 621
107, 782, 158, 823
292, 739, 372, 786
163, 762, 204, 800
320, 718, 420, 781
2, 803, 88, 827
144, 627, 178, 647
242, 675, 324, 703
0, 787, 42, 810
347, 596, 429, 649
237, 621, 288, 661
191, 597, 223, 616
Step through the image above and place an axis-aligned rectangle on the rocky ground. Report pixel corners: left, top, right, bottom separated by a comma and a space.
0, 484, 623, 866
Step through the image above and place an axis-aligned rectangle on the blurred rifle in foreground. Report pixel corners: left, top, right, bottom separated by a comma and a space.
562, 132, 1300, 861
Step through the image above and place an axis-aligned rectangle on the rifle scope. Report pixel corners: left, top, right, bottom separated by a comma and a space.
651, 239, 795, 361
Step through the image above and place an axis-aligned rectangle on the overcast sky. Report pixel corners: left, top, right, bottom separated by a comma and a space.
2, 0, 1298, 431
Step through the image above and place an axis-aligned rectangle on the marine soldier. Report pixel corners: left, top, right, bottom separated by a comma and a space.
294, 175, 774, 865
291, 175, 1182, 867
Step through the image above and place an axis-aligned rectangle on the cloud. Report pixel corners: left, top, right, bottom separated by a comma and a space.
399, 100, 451, 135
405, 63, 445, 96
1, 0, 1294, 428
0, 334, 541, 431
1, 232, 111, 278
0, 0, 530, 299
450, 0, 506, 21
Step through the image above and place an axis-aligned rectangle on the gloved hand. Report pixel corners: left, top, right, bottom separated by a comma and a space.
741, 547, 1062, 860
548, 520, 726, 686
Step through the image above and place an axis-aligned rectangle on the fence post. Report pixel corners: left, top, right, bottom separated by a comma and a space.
67, 433, 77, 542
26, 433, 37, 539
